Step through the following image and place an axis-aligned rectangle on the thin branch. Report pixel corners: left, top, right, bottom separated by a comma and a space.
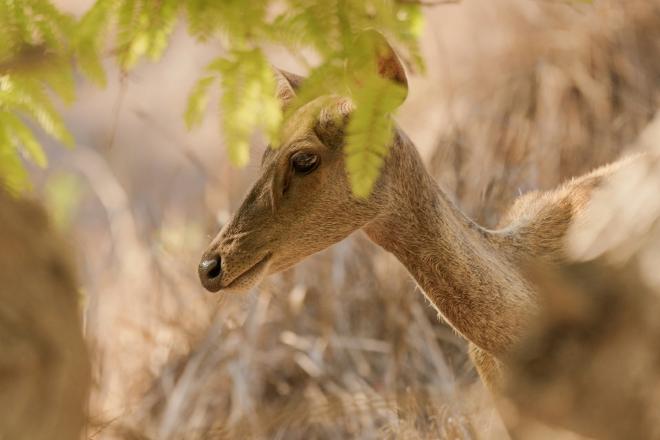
104, 71, 128, 151
396, 0, 461, 6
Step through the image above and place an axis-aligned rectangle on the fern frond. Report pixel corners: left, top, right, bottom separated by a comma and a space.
40, 61, 76, 103
214, 50, 281, 166
286, 59, 347, 117
282, 0, 340, 56
1, 111, 48, 167
8, 0, 31, 45
75, 0, 115, 85
1, 76, 74, 147
146, 0, 178, 60
115, 0, 182, 70
185, 74, 216, 129
0, 0, 78, 191
345, 75, 406, 198
0, 124, 29, 193
0, 0, 426, 196
211, 1, 268, 44
185, 0, 222, 40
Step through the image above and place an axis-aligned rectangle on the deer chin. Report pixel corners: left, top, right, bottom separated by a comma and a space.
221, 253, 272, 292
267, 257, 302, 275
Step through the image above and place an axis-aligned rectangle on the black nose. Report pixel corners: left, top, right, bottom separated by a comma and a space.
199, 254, 222, 291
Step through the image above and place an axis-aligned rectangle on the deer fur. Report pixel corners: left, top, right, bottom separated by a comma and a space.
198, 33, 637, 394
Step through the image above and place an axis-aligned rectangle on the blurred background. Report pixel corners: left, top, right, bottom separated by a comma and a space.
12, 0, 660, 438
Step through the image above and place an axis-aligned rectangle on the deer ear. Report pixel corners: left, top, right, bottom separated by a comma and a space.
273, 68, 304, 109
351, 30, 408, 95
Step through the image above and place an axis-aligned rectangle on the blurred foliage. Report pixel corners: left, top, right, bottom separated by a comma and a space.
346, 76, 407, 197
44, 171, 82, 229
0, 0, 76, 192
0, 0, 424, 196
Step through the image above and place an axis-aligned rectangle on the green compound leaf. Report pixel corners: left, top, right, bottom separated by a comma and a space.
345, 75, 406, 198
185, 75, 216, 129
0, 125, 29, 193
1, 112, 48, 167
210, 50, 281, 167
75, 0, 115, 86
0, 0, 425, 196
2, 76, 74, 147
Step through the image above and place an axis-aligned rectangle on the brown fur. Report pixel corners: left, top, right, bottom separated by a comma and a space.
199, 32, 636, 412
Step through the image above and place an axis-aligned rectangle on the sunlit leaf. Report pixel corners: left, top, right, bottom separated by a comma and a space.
1, 112, 48, 167
0, 126, 29, 193
185, 75, 216, 129
216, 50, 282, 166
345, 75, 406, 198
0, 0, 425, 196
75, 0, 115, 86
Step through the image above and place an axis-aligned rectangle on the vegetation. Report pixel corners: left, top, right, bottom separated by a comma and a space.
2, 1, 660, 439
0, 0, 423, 196
0, 187, 89, 440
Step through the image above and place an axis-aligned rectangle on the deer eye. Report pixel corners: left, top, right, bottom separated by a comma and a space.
291, 152, 320, 175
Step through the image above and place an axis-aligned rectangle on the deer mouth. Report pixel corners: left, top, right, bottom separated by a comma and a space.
222, 253, 272, 291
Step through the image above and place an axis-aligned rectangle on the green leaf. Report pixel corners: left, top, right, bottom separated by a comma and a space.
0, 126, 29, 193
285, 59, 347, 117
40, 61, 76, 103
1, 112, 48, 167
216, 50, 282, 166
146, 0, 179, 60
75, 0, 115, 86
345, 75, 406, 198
4, 77, 74, 147
123, 31, 149, 69
282, 0, 339, 56
0, 0, 427, 194
184, 74, 216, 129
114, 0, 180, 70
78, 42, 107, 86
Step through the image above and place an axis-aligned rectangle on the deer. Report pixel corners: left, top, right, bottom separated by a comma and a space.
197, 32, 640, 436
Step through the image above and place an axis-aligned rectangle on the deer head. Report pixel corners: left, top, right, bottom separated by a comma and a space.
199, 32, 409, 292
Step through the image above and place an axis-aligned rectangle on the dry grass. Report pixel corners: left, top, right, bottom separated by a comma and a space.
0, 189, 89, 440
8, 0, 660, 439
429, 0, 660, 225
503, 130, 660, 439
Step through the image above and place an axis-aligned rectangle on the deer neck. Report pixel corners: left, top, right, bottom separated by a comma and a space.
363, 132, 536, 355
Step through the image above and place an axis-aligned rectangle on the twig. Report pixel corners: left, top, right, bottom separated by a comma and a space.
132, 108, 224, 187
397, 0, 461, 6
105, 71, 128, 151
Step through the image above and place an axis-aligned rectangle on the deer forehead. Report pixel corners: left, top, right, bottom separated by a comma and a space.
279, 95, 352, 144
259, 95, 354, 169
